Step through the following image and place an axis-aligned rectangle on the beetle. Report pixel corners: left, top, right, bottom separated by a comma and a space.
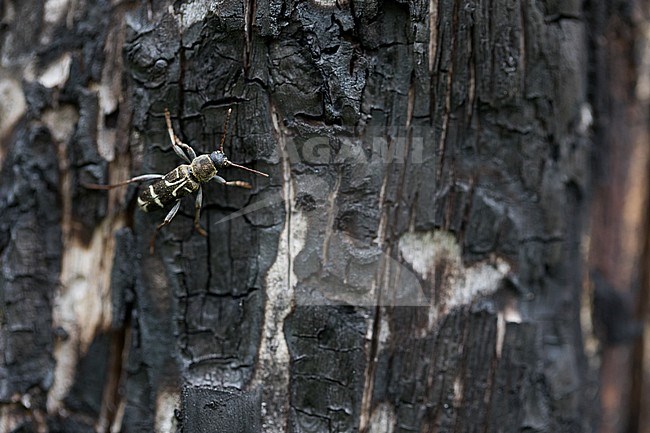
84, 108, 268, 253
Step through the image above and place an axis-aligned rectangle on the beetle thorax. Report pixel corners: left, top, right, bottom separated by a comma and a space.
190, 154, 218, 183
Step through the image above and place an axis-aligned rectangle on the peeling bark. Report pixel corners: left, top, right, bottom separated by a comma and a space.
1, 1, 648, 433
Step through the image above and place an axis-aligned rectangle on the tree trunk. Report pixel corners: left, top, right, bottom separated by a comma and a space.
1, 1, 648, 432
587, 2, 650, 433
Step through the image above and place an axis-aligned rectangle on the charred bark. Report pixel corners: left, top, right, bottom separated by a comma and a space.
1, 1, 648, 433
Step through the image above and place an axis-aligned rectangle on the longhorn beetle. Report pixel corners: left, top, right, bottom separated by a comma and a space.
85, 108, 268, 253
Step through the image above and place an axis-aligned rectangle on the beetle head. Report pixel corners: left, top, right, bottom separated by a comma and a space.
210, 150, 269, 178
210, 151, 230, 168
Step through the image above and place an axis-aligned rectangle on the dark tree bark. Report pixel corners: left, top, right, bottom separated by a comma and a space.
1, 1, 649, 433
586, 2, 650, 433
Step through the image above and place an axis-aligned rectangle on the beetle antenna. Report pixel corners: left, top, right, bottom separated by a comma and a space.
228, 162, 269, 177
219, 108, 232, 153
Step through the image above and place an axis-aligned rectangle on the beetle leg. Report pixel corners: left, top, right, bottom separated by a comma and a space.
194, 186, 207, 237
211, 175, 252, 189
149, 200, 182, 254
164, 109, 197, 162
83, 174, 164, 190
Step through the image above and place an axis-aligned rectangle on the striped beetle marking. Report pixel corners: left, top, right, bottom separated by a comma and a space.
85, 108, 268, 253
